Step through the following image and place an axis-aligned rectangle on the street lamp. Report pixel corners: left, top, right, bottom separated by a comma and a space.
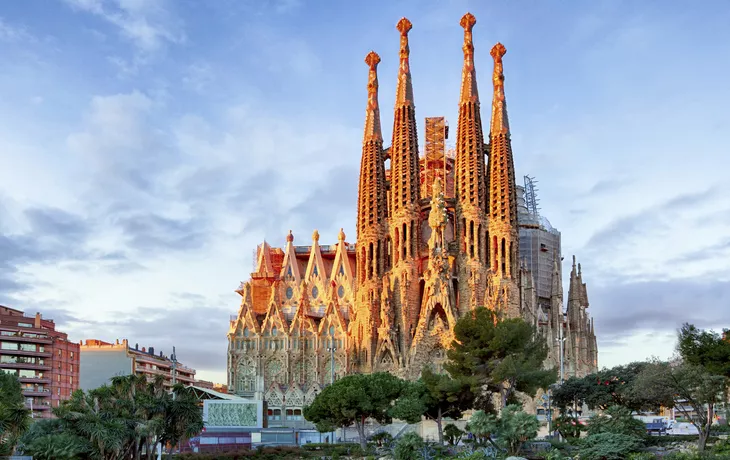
556, 325, 566, 384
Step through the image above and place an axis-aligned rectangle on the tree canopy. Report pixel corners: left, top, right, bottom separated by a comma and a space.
678, 323, 730, 378
390, 368, 474, 445
445, 307, 556, 409
303, 372, 406, 450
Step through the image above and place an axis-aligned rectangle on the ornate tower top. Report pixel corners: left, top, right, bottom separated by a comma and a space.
455, 12, 487, 214
395, 17, 414, 106
338, 228, 346, 241
490, 42, 510, 136
459, 13, 479, 104
286, 230, 294, 243
312, 229, 320, 242
364, 51, 383, 143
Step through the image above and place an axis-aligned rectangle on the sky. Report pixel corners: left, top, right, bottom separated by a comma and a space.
1, 0, 729, 385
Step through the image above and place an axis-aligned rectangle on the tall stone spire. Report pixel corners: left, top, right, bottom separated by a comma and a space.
355, 51, 388, 371
388, 17, 421, 359
486, 42, 520, 317
454, 13, 488, 312
363, 51, 383, 144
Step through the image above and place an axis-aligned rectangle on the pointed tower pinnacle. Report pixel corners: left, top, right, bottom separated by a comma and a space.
363, 51, 383, 143
389, 17, 421, 265
395, 17, 414, 106
490, 43, 510, 136
459, 13, 479, 104
455, 12, 488, 263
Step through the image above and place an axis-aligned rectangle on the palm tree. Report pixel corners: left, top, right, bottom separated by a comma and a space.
0, 373, 31, 455
161, 384, 203, 459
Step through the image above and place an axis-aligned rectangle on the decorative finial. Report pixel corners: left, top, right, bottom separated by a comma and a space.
365, 50, 380, 70
286, 230, 294, 243
578, 263, 582, 276
338, 228, 346, 241
459, 13, 479, 104
460, 12, 476, 32
363, 51, 383, 142
312, 229, 320, 242
397, 17, 412, 36
489, 42, 510, 136
394, 18, 414, 106
432, 176, 443, 198
572, 255, 576, 268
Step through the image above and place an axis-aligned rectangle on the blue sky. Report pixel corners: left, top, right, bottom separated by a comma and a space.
1, 0, 729, 384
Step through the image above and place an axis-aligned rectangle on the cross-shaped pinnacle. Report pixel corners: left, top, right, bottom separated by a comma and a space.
491, 42, 507, 61
397, 17, 412, 36
460, 12, 476, 32
365, 50, 381, 70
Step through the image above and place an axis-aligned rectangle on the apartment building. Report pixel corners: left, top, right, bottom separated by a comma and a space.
0, 305, 79, 417
80, 338, 196, 391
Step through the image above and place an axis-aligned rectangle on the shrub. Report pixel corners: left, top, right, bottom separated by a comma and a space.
444, 423, 465, 446
553, 414, 585, 440
579, 432, 645, 460
369, 431, 393, 447
393, 432, 425, 460
586, 406, 647, 439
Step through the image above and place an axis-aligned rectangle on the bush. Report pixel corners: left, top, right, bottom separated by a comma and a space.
444, 423, 465, 446
586, 406, 647, 439
393, 432, 425, 460
369, 431, 393, 447
553, 414, 585, 440
579, 432, 645, 460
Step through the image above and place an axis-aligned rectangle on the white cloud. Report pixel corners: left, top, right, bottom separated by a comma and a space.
0, 17, 35, 43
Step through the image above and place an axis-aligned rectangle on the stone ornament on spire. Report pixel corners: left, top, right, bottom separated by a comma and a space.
364, 51, 383, 142
459, 12, 479, 104
490, 42, 510, 135
395, 17, 414, 106
312, 229, 320, 242
286, 230, 294, 243
338, 228, 346, 241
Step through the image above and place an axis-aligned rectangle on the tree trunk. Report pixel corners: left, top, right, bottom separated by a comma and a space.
436, 408, 444, 445
698, 404, 714, 452
355, 416, 367, 451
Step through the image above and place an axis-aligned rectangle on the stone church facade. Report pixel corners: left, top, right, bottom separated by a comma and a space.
227, 14, 598, 420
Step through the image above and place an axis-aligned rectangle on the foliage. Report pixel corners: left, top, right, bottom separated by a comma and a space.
678, 323, 730, 378
303, 372, 406, 450
578, 432, 645, 460
553, 413, 585, 440
465, 404, 538, 456
586, 405, 647, 439
390, 368, 474, 444
626, 453, 655, 460
443, 423, 465, 446
0, 372, 31, 456
634, 361, 728, 452
543, 448, 572, 460
552, 361, 672, 413
18, 374, 203, 460
393, 432, 425, 460
368, 431, 393, 447
445, 308, 557, 410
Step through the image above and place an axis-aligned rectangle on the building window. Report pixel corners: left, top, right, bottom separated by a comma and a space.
70, 351, 74, 359
267, 409, 281, 421
19, 343, 36, 352
18, 323, 32, 328
69, 376, 73, 385
57, 375, 60, 383
70, 365, 73, 373
1, 342, 17, 350
57, 388, 60, 396
57, 350, 62, 358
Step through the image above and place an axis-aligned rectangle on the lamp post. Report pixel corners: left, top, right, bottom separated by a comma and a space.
556, 325, 566, 384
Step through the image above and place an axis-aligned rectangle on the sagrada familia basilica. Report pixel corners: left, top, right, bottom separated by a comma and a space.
227, 14, 598, 413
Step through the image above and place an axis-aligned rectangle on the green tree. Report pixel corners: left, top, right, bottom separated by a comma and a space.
304, 372, 406, 450
553, 362, 670, 413
465, 404, 539, 456
678, 323, 730, 378
161, 384, 204, 459
634, 361, 727, 452
390, 368, 474, 445
586, 405, 646, 439
0, 372, 31, 456
443, 423, 464, 446
445, 308, 556, 409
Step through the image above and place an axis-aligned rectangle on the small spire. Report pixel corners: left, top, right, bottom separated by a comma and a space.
363, 51, 383, 143
459, 13, 479, 104
286, 230, 294, 243
490, 42, 510, 136
312, 229, 320, 243
395, 17, 414, 106
338, 228, 346, 241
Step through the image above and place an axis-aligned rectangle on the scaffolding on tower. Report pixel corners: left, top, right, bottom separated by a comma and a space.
424, 117, 452, 197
